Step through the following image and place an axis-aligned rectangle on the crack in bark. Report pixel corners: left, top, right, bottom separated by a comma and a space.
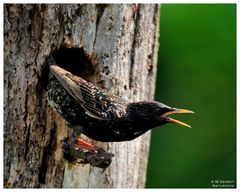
93, 4, 109, 49
38, 124, 57, 185
129, 5, 142, 89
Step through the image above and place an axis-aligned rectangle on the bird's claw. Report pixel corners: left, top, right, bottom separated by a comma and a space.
62, 139, 114, 169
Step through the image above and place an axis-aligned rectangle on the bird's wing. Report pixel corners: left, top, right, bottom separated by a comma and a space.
50, 65, 126, 120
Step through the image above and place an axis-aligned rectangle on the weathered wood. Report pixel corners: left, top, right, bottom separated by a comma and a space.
4, 4, 159, 188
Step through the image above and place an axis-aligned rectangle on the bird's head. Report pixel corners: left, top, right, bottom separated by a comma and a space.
126, 101, 194, 128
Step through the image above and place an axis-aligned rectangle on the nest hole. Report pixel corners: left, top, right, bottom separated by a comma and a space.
51, 47, 95, 77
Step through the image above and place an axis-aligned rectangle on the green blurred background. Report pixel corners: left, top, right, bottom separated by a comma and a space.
146, 4, 236, 188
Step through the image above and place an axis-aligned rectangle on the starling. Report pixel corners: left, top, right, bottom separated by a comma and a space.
47, 65, 193, 168
48, 65, 194, 142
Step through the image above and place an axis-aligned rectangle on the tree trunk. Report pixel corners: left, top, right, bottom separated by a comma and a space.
4, 4, 159, 188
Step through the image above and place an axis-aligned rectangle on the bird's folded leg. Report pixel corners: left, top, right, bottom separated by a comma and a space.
62, 139, 114, 169
75, 138, 96, 148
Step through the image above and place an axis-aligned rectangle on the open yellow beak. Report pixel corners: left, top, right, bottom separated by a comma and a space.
161, 109, 194, 128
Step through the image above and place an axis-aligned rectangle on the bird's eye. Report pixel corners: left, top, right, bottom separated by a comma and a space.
101, 112, 108, 117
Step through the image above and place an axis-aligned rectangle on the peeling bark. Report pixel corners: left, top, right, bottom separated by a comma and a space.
4, 4, 159, 188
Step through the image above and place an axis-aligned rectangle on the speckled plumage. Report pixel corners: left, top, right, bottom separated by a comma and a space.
47, 65, 193, 142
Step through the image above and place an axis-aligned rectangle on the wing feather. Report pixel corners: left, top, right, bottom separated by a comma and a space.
50, 65, 127, 120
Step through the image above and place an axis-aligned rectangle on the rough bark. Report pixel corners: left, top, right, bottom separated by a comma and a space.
4, 4, 159, 188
